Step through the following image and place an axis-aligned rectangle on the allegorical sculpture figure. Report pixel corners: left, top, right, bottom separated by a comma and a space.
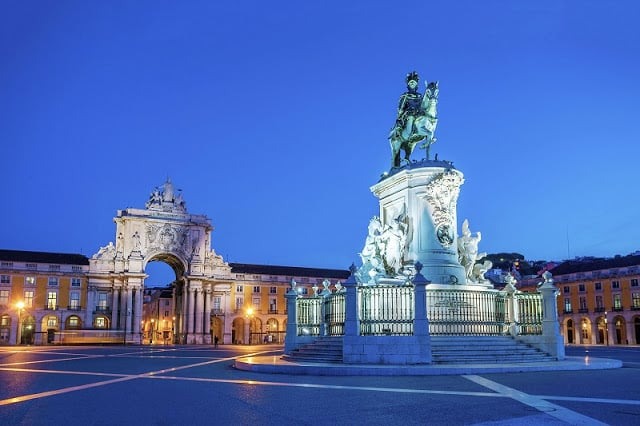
356, 214, 409, 283
389, 71, 439, 168
457, 219, 485, 282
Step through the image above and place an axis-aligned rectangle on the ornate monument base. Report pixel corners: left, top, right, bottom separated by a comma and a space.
371, 160, 468, 285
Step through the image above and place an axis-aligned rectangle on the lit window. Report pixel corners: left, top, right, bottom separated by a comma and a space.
68, 316, 79, 328
46, 316, 57, 328
252, 297, 260, 307
269, 298, 277, 312
632, 293, 640, 308
24, 291, 34, 307
47, 291, 58, 309
95, 317, 106, 328
0, 290, 9, 306
69, 292, 80, 309
25, 276, 36, 286
1, 314, 9, 326
564, 298, 572, 313
97, 293, 108, 309
613, 294, 622, 309
235, 296, 244, 310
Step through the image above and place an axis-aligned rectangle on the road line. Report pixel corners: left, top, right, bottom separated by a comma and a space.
0, 350, 277, 407
465, 375, 608, 426
537, 394, 640, 406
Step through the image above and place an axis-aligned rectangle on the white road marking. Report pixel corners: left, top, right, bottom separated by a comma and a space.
464, 375, 608, 426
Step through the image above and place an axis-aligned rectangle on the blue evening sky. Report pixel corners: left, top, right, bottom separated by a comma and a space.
2, 1, 639, 283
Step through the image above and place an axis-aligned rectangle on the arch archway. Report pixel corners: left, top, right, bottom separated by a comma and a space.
597, 316, 607, 344
565, 318, 574, 344
634, 316, 640, 345
579, 317, 591, 344
87, 180, 232, 344
614, 316, 626, 344
232, 317, 245, 344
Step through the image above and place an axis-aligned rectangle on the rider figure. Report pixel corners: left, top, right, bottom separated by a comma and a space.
392, 71, 425, 139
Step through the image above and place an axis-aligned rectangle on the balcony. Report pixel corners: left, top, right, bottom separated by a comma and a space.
67, 305, 82, 311
594, 307, 606, 313
93, 306, 112, 314
563, 309, 573, 314
44, 304, 60, 311
578, 308, 589, 313
612, 307, 624, 312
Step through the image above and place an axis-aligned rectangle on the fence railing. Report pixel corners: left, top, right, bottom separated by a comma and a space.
294, 284, 543, 338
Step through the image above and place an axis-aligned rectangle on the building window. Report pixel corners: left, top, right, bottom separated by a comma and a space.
0, 275, 10, 284
72, 266, 82, 272
24, 291, 34, 307
165, 300, 170, 306
612, 280, 620, 289
269, 286, 277, 294
578, 284, 585, 292
47, 291, 58, 309
563, 286, 570, 294
95, 317, 106, 328
69, 291, 80, 309
595, 295, 604, 310
564, 298, 572, 313
300, 287, 309, 295
613, 294, 622, 310
46, 316, 57, 328
579, 297, 587, 311
269, 298, 277, 313
236, 285, 243, 293
213, 296, 221, 311
253, 286, 260, 293
48, 277, 59, 287
0, 290, 9, 306
235, 296, 244, 310
48, 265, 60, 271
25, 263, 37, 270
0, 262, 12, 268
595, 282, 602, 291
236, 274, 245, 280
69, 316, 79, 328
252, 297, 260, 307
1, 315, 9, 326
71, 278, 81, 287
97, 293, 108, 309
25, 276, 36, 286
631, 279, 639, 288
164, 310, 169, 317
632, 293, 640, 309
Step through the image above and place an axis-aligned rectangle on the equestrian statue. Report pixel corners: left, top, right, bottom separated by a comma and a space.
388, 71, 439, 168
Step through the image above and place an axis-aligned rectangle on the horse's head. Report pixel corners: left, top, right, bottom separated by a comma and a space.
425, 81, 439, 99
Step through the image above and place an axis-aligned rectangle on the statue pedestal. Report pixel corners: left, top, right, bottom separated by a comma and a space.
371, 161, 467, 285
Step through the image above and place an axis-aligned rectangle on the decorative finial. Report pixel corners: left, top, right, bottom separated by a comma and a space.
415, 261, 423, 273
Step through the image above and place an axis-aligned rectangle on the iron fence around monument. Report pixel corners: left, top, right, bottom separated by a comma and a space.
293, 284, 544, 338
515, 292, 543, 335
324, 292, 345, 336
296, 296, 323, 336
426, 289, 506, 335
359, 285, 414, 336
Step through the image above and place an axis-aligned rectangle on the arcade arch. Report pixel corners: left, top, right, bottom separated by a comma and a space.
87, 180, 233, 344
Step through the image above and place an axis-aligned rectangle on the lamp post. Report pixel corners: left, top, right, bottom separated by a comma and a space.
150, 318, 155, 345
16, 301, 24, 345
245, 307, 254, 345
604, 311, 608, 346
172, 316, 176, 344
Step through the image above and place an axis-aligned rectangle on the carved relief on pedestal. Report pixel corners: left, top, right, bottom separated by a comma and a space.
423, 170, 464, 248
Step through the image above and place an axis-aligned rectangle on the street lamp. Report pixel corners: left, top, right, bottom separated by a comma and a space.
604, 311, 608, 346
172, 316, 176, 344
245, 307, 254, 345
15, 301, 24, 345
150, 318, 155, 345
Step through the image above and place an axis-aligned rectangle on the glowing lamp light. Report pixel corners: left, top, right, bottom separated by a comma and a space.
16, 301, 25, 310
246, 307, 254, 316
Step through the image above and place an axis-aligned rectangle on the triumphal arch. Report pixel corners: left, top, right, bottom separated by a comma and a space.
87, 179, 233, 344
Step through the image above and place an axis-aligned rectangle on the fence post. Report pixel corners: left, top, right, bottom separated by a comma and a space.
320, 279, 331, 336
538, 272, 565, 360
412, 262, 430, 337
284, 279, 299, 354
503, 273, 518, 336
343, 265, 359, 338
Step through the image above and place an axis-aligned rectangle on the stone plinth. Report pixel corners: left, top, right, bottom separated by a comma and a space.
371, 161, 467, 285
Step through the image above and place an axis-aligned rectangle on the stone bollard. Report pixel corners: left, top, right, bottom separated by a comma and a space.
284, 279, 299, 354
539, 272, 565, 360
